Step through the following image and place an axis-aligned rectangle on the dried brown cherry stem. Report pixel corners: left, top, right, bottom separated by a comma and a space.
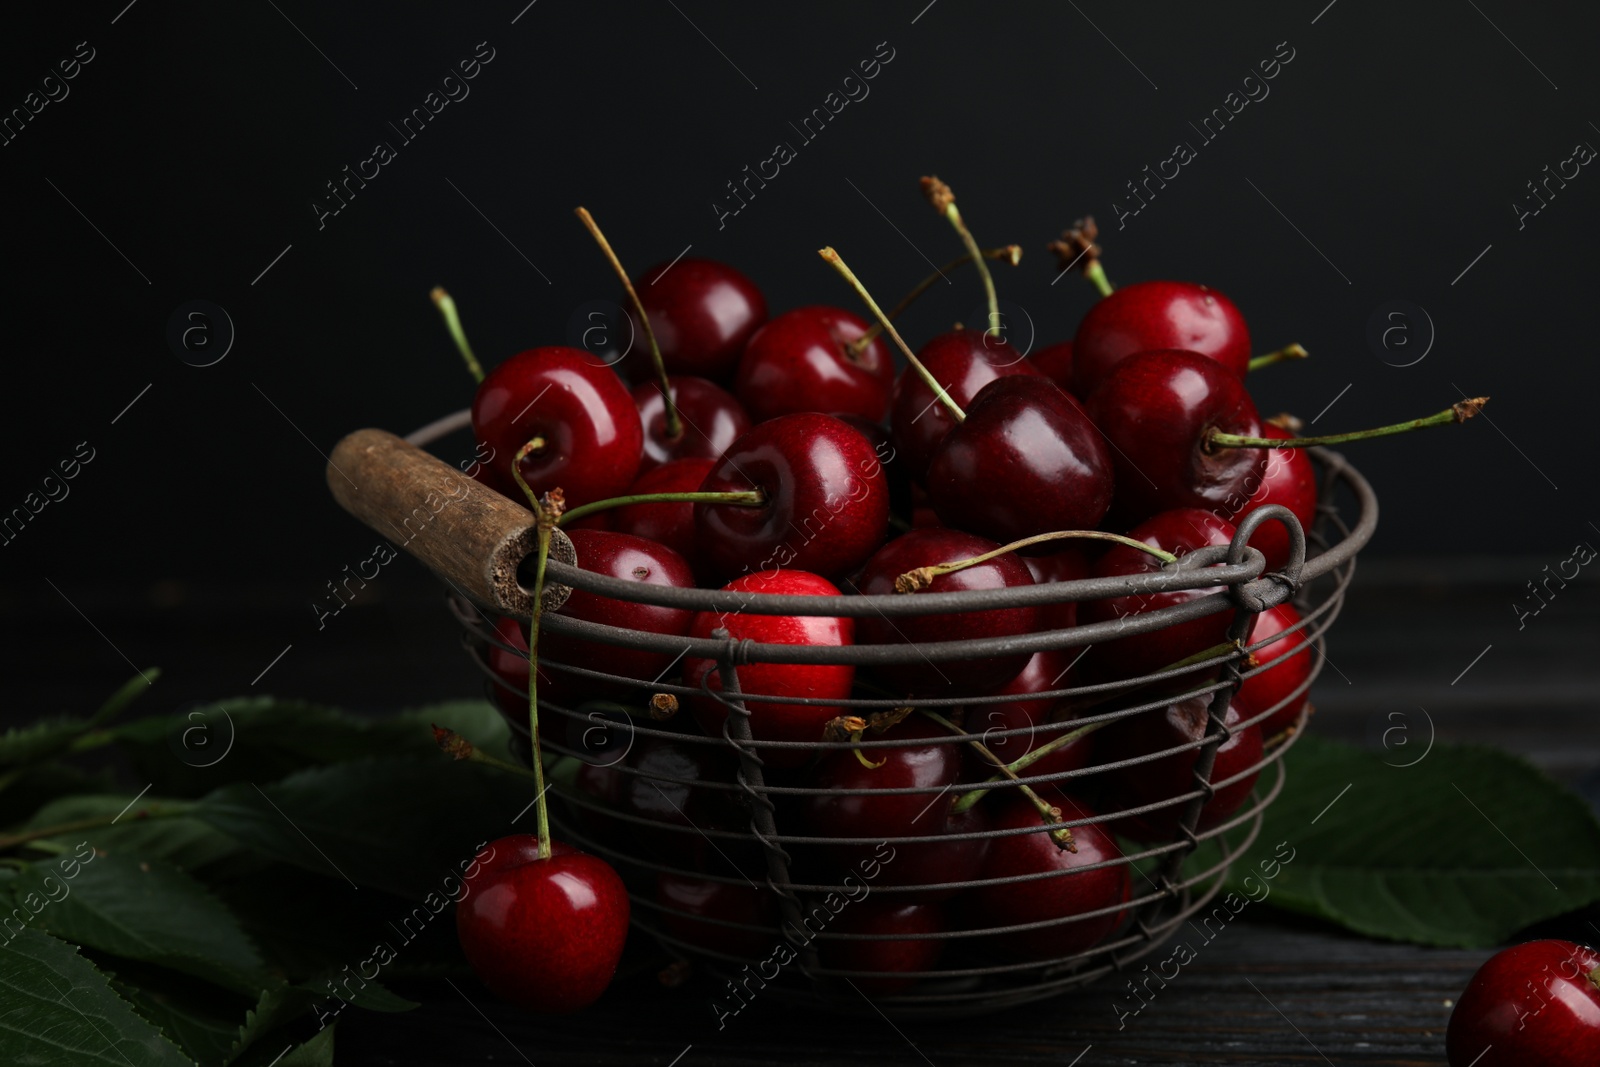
1208, 397, 1488, 450
847, 244, 1023, 357
1047, 216, 1112, 297
895, 530, 1176, 594
919, 710, 1074, 851
432, 725, 539, 779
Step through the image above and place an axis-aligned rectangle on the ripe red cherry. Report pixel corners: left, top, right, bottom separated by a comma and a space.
623, 257, 767, 382
1098, 696, 1263, 842
1446, 939, 1600, 1067
925, 375, 1114, 543
538, 529, 696, 706
694, 413, 889, 582
1220, 422, 1318, 572
456, 835, 629, 1013
654, 872, 775, 959
472, 346, 644, 508
609, 458, 716, 570
973, 652, 1095, 782
889, 329, 1041, 481
820, 898, 946, 995
961, 790, 1130, 961
684, 569, 854, 768
1084, 349, 1266, 525
1079, 508, 1238, 680
735, 306, 895, 423
1071, 280, 1251, 397
1234, 602, 1313, 739
619, 738, 752, 873
802, 715, 988, 899
631, 376, 750, 472
1023, 546, 1092, 633
853, 528, 1039, 695
1030, 340, 1074, 390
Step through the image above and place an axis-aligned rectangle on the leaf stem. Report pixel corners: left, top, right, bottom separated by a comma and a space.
818, 247, 965, 422
0, 805, 188, 852
430, 288, 484, 383
895, 530, 1176, 593
575, 207, 680, 439
1208, 397, 1488, 451
557, 489, 765, 529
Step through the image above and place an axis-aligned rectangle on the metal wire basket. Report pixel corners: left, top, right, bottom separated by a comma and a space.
423, 414, 1376, 1018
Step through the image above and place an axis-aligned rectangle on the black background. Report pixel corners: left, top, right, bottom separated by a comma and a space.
1, 0, 1596, 711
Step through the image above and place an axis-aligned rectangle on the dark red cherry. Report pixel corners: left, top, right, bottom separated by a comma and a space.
1029, 339, 1074, 390
457, 835, 629, 1013
1446, 940, 1600, 1067
472, 346, 644, 509
683, 569, 854, 769
889, 329, 1041, 481
820, 898, 946, 996
694, 412, 889, 582
631, 376, 750, 472
620, 738, 753, 873
654, 872, 775, 959
1099, 696, 1263, 842
1084, 349, 1266, 525
623, 257, 767, 382
538, 529, 696, 706
486, 616, 533, 724
853, 528, 1038, 695
925, 375, 1114, 543
961, 790, 1130, 962
972, 652, 1095, 784
609, 458, 716, 570
1234, 603, 1313, 739
1023, 546, 1092, 633
1219, 422, 1318, 572
1071, 280, 1251, 397
736, 306, 895, 423
1079, 508, 1238, 680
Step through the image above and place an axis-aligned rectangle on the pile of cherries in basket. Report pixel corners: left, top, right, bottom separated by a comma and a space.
448, 182, 1487, 1015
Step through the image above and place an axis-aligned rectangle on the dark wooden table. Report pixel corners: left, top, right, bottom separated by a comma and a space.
10, 559, 1597, 1065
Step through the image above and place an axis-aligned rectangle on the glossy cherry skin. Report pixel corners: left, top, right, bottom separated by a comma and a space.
684, 569, 854, 769
852, 528, 1039, 695
1446, 940, 1600, 1067
654, 872, 776, 959
889, 329, 1041, 481
472, 347, 644, 508
694, 412, 890, 582
1234, 603, 1313, 739
1023, 546, 1092, 633
1084, 349, 1267, 525
926, 375, 1115, 543
456, 835, 629, 1013
820, 898, 946, 995
1219, 422, 1318, 572
623, 257, 767, 382
961, 790, 1130, 962
609, 458, 716, 571
736, 306, 896, 423
538, 530, 696, 706
1079, 509, 1238, 681
1098, 696, 1263, 842
1030, 340, 1074, 391
631, 376, 750, 472
1070, 280, 1251, 398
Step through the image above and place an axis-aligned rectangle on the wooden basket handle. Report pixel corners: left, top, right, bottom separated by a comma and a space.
326, 428, 572, 620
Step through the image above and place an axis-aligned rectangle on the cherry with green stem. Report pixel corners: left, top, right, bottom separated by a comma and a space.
920, 176, 1002, 336
430, 287, 484, 383
818, 246, 966, 421
1207, 396, 1488, 451
918, 710, 1074, 851
574, 206, 680, 440
894, 529, 1177, 593
846, 244, 1022, 358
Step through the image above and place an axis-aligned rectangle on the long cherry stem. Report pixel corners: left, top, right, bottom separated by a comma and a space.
819, 246, 966, 422
575, 206, 681, 440
1248, 343, 1309, 372
430, 287, 484, 383
1208, 397, 1488, 451
920, 711, 1074, 851
921, 177, 1000, 336
557, 489, 765, 529
950, 718, 1112, 815
511, 439, 561, 861
895, 531, 1176, 593
847, 244, 1022, 357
